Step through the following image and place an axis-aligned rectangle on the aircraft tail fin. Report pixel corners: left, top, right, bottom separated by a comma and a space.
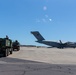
59, 40, 62, 44
31, 31, 45, 41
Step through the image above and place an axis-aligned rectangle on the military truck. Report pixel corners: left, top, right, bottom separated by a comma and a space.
0, 37, 13, 57
12, 40, 20, 51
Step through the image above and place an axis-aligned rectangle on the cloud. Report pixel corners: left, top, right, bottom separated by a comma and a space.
42, 18, 46, 22
45, 15, 48, 18
45, 15, 52, 22
43, 6, 47, 11
49, 19, 52, 21
36, 18, 52, 23
36, 15, 52, 23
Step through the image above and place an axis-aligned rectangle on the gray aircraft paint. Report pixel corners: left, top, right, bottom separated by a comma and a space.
31, 31, 63, 48
31, 31, 76, 48
31, 31, 45, 41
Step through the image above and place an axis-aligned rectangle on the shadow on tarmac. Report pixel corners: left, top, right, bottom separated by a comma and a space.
0, 57, 76, 75
0, 57, 43, 64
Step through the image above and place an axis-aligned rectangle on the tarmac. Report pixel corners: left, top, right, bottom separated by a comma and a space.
0, 47, 76, 75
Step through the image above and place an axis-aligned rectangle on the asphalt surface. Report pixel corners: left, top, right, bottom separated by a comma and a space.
0, 47, 76, 75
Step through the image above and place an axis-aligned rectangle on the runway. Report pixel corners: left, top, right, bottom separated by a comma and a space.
0, 47, 76, 75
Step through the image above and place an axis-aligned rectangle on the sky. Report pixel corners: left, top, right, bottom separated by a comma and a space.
0, 0, 76, 46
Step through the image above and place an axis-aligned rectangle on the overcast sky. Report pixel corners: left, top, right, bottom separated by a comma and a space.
0, 0, 76, 46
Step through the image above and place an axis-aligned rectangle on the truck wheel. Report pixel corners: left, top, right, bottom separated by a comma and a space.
10, 49, 13, 54
17, 49, 19, 51
5, 49, 10, 56
4, 49, 8, 57
17, 48, 20, 51
13, 48, 14, 51
17, 47, 20, 51
7, 49, 10, 56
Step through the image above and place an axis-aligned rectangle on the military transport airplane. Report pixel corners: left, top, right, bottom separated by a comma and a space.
31, 31, 76, 48
31, 31, 65, 48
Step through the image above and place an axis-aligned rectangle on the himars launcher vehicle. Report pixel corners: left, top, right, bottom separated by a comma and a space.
31, 31, 76, 48
0, 36, 13, 57
12, 40, 20, 51
0, 36, 20, 57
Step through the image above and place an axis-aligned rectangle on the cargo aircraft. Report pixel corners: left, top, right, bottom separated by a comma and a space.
31, 31, 76, 48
